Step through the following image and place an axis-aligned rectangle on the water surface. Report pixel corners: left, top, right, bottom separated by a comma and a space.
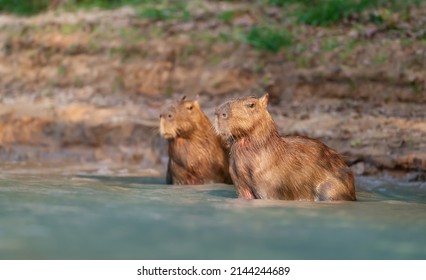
0, 173, 425, 259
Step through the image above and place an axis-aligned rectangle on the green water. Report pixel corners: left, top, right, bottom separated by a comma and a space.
0, 174, 425, 259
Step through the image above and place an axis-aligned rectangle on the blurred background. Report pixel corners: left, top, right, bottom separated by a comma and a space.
0, 0, 425, 179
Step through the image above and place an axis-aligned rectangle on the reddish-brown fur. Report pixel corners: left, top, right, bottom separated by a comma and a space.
160, 96, 232, 185
214, 93, 356, 201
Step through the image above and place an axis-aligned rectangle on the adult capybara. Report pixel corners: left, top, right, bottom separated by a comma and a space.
160, 96, 232, 185
214, 93, 356, 201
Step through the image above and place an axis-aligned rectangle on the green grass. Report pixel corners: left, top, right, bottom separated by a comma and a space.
0, 0, 188, 18
243, 25, 293, 53
138, 5, 190, 21
297, 0, 372, 26
218, 10, 236, 24
0, 0, 143, 15
0, 0, 50, 16
66, 0, 162, 11
74, 0, 192, 21
2, 0, 423, 27
72, 0, 142, 9
267, 0, 424, 26
0, 0, 132, 15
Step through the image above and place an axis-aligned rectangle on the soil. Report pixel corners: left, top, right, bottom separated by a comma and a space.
0, 4, 425, 180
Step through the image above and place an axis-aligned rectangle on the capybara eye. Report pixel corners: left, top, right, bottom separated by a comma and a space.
246, 103, 255, 108
167, 114, 173, 119
187, 105, 193, 110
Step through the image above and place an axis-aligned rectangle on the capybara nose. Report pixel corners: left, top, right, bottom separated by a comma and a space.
215, 103, 230, 119
160, 111, 173, 120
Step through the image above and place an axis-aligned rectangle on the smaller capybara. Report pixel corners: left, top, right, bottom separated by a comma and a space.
160, 96, 232, 185
214, 93, 356, 201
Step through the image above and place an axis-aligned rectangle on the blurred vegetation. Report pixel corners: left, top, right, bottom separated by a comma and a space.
244, 26, 292, 53
268, 0, 424, 26
0, 0, 424, 54
70, 0, 141, 9
0, 0, 425, 99
2, 0, 423, 22
0, 0, 50, 15
138, 2, 190, 21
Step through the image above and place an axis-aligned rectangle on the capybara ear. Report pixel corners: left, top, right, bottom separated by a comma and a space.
259, 93, 269, 107
193, 94, 201, 108
181, 95, 187, 101
193, 99, 201, 109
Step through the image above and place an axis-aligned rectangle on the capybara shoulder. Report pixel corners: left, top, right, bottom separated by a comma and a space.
160, 96, 232, 185
215, 93, 356, 201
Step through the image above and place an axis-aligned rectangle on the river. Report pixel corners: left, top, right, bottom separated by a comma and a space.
1, 171, 425, 259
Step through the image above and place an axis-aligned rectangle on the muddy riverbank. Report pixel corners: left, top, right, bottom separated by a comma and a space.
0, 3, 425, 180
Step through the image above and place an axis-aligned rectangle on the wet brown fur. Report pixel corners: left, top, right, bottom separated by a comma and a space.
160, 96, 232, 185
214, 93, 356, 201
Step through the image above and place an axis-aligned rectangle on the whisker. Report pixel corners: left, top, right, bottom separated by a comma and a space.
209, 123, 220, 136
147, 126, 161, 136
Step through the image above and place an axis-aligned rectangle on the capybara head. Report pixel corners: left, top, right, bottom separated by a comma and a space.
215, 93, 276, 141
160, 96, 207, 139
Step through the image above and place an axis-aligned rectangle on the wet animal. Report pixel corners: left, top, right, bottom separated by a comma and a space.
214, 93, 356, 201
160, 96, 232, 185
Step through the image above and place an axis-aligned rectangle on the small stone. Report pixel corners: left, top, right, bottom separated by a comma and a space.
351, 161, 365, 175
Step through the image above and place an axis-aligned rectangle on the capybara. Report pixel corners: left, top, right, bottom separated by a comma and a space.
160, 96, 232, 185
214, 93, 356, 201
